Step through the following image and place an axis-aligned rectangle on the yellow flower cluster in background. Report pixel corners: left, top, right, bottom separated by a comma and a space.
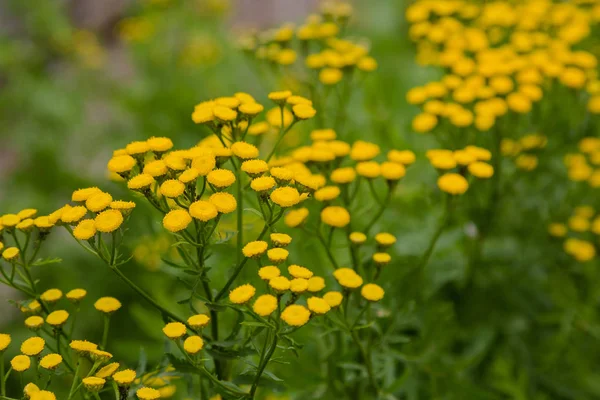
501, 133, 548, 171
564, 137, 600, 186
549, 205, 599, 262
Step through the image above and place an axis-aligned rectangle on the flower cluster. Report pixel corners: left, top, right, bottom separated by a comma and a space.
501, 133, 548, 171
564, 137, 600, 187
549, 205, 599, 262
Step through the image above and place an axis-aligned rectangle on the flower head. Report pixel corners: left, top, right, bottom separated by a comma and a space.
189, 201, 218, 222
251, 176, 276, 192
307, 297, 331, 315
284, 208, 309, 227
73, 219, 97, 240
187, 314, 210, 329
136, 387, 161, 400
229, 284, 256, 304
0, 334, 10, 352
269, 276, 291, 292
333, 268, 363, 289
437, 173, 469, 195
207, 169, 236, 188
321, 206, 350, 228
113, 369, 136, 386
86, 192, 113, 212
95, 210, 124, 233
281, 305, 311, 326
292, 104, 317, 120
46, 310, 69, 327
163, 210, 192, 232
70, 340, 98, 354
108, 155, 136, 174
290, 278, 309, 293
242, 241, 268, 258
361, 283, 384, 302
288, 265, 313, 279
95, 297, 122, 314
307, 276, 326, 292
258, 266, 280, 281
160, 180, 186, 198
209, 192, 237, 213
270, 187, 301, 207
183, 336, 204, 354
95, 362, 120, 378
162, 322, 187, 339
21, 337, 45, 356
40, 354, 62, 370
11, 355, 31, 372
25, 316, 44, 331
267, 248, 289, 264
231, 142, 259, 159
323, 291, 343, 307
66, 289, 87, 303
41, 288, 63, 303
253, 295, 278, 317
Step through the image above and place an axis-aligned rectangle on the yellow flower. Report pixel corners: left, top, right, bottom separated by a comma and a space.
310, 129, 336, 141
127, 174, 155, 191
188, 314, 210, 329
85, 192, 113, 212
216, 97, 241, 108
321, 206, 350, 228
468, 162, 494, 178
209, 192, 237, 214
381, 162, 406, 181
251, 176, 276, 192
110, 201, 136, 211
350, 141, 380, 161
46, 310, 69, 327
66, 288, 87, 303
73, 219, 96, 240
162, 322, 187, 339
288, 265, 313, 279
349, 232, 367, 244
268, 90, 292, 103
160, 180, 186, 198
69, 340, 98, 354
548, 223, 567, 237
15, 218, 34, 231
319, 68, 343, 85
588, 96, 600, 114
136, 387, 162, 400
323, 291, 343, 307
89, 349, 112, 362
94, 297, 121, 314
330, 167, 356, 184
30, 391, 56, 400
33, 216, 53, 230
0, 334, 10, 352
144, 160, 168, 177
267, 248, 289, 264
41, 288, 62, 303
307, 297, 331, 315
290, 278, 309, 293
17, 209, 37, 220
183, 336, 204, 355
361, 283, 384, 302
82, 377, 105, 392
189, 201, 218, 222
270, 187, 301, 207
306, 276, 325, 292
229, 284, 256, 304
373, 252, 391, 266
281, 305, 310, 326
163, 210, 192, 233
507, 93, 532, 114
270, 167, 294, 182
269, 276, 291, 292
207, 169, 236, 188
108, 155, 136, 174
21, 336, 45, 356
241, 160, 268, 177
564, 238, 596, 262
11, 355, 31, 372
568, 216, 590, 232
192, 104, 214, 124
61, 206, 88, 224
95, 362, 120, 378
2, 247, 20, 261
375, 233, 396, 247
40, 353, 62, 370
437, 173, 469, 195
247, 121, 270, 136
95, 209, 124, 233
213, 105, 237, 122
24, 382, 39, 398
243, 241, 268, 258
239, 102, 264, 116
147, 137, 173, 153
25, 316, 44, 330
356, 161, 381, 179
113, 369, 136, 386
287, 95, 312, 106
126, 141, 150, 156
20, 300, 41, 314
231, 142, 259, 159
258, 266, 281, 281
412, 113, 437, 133
253, 295, 278, 317
179, 168, 200, 184
358, 56, 377, 71
333, 268, 363, 289
292, 104, 317, 120
284, 207, 309, 228
560, 67, 586, 89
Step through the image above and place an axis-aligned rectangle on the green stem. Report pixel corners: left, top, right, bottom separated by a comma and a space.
364, 186, 392, 234
236, 161, 244, 268
0, 354, 4, 397
249, 335, 279, 399
417, 195, 451, 270
67, 359, 81, 400
101, 315, 110, 349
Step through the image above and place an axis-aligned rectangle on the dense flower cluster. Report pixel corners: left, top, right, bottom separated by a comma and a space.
549, 205, 599, 262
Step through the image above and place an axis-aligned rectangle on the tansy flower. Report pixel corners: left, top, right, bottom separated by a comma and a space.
21, 337, 45, 356
136, 387, 162, 400
0, 334, 10, 352
126, 141, 149, 155
284, 208, 309, 228
239, 102, 264, 116
108, 155, 136, 174
247, 121, 270, 136
333, 268, 363, 289
189, 201, 218, 222
46, 310, 69, 327
20, 300, 41, 314
350, 232, 367, 244
95, 297, 122, 314
281, 305, 310, 327
375, 233, 396, 247
33, 216, 53, 230
568, 216, 589, 232
144, 160, 168, 177
90, 349, 113, 363
229, 284, 256, 304
69, 340, 97, 354
160, 180, 185, 198
61, 206, 88, 224
267, 248, 289, 264
468, 162, 494, 178
163, 210, 192, 232
24, 382, 39, 397
187, 314, 210, 329
287, 95, 312, 106
113, 369, 136, 386
319, 68, 343, 85
323, 291, 343, 307
453, 150, 476, 166
258, 266, 280, 280
163, 322, 187, 339
465, 146, 491, 161
95, 362, 120, 378
361, 283, 384, 302
184, 336, 204, 355
213, 105, 237, 122
321, 206, 350, 228
268, 90, 292, 103
16, 219, 34, 231
373, 252, 391, 266
40, 354, 62, 370
388, 150, 416, 165
356, 161, 381, 179
110, 201, 136, 211
292, 104, 316, 120
251, 176, 276, 192
11, 355, 31, 372
270, 233, 291, 247
82, 377, 105, 392
307, 297, 331, 315
207, 169, 236, 188
289, 277, 309, 293
147, 137, 173, 153
72, 187, 102, 202
41, 288, 62, 303
437, 173, 469, 195
381, 162, 406, 181
241, 159, 268, 177
269, 276, 291, 292
270, 167, 294, 182
86, 192, 113, 212
127, 174, 155, 191
412, 113, 437, 133
429, 154, 457, 170
310, 129, 336, 141
350, 141, 380, 161
209, 193, 237, 213
548, 223, 567, 237
66, 288, 87, 303
307, 276, 325, 292
314, 186, 340, 202
270, 187, 301, 207
253, 295, 278, 317
242, 241, 268, 258
179, 168, 199, 184
231, 142, 259, 159
216, 96, 241, 108
25, 316, 44, 330
73, 219, 96, 240
330, 167, 356, 184
288, 265, 313, 279
95, 210, 124, 233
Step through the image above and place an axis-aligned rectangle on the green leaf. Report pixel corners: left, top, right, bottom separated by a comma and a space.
31, 257, 62, 267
